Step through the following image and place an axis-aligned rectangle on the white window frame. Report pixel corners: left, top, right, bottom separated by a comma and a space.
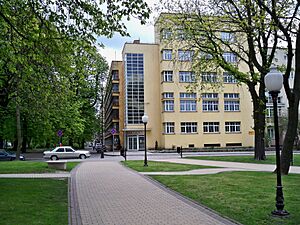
178, 50, 193, 61
223, 72, 238, 83
203, 122, 220, 133
221, 32, 235, 42
163, 100, 174, 112
201, 72, 218, 83
202, 100, 219, 111
162, 71, 173, 82
163, 92, 174, 99
224, 100, 240, 111
225, 122, 241, 133
181, 122, 197, 134
162, 50, 172, 60
179, 71, 195, 82
223, 52, 237, 63
164, 122, 175, 134
162, 29, 172, 39
180, 100, 197, 112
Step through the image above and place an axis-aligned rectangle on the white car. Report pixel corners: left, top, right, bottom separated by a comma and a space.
43, 146, 91, 160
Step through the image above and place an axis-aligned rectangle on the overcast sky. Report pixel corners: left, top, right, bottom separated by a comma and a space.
97, 0, 159, 65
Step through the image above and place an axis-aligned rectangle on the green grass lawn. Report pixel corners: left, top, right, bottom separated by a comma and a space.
0, 161, 80, 174
0, 178, 68, 225
188, 154, 300, 166
153, 172, 300, 225
122, 160, 215, 172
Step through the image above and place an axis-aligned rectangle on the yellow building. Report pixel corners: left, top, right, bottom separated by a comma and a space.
105, 17, 255, 151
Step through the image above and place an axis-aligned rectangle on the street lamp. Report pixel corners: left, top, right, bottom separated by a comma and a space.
142, 114, 148, 167
265, 67, 289, 217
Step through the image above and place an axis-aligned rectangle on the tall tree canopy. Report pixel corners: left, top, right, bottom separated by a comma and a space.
0, 0, 150, 157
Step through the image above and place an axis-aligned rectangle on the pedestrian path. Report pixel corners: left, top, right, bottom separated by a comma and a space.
151, 158, 300, 174
70, 161, 238, 225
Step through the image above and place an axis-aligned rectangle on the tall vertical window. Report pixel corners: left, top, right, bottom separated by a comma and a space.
162, 49, 172, 60
163, 100, 174, 112
223, 52, 237, 63
201, 72, 218, 83
203, 122, 220, 133
225, 122, 241, 133
162, 71, 173, 82
223, 72, 238, 83
178, 50, 193, 61
125, 53, 144, 124
180, 93, 197, 112
179, 71, 195, 82
181, 122, 197, 133
164, 122, 175, 134
224, 93, 240, 111
202, 93, 219, 112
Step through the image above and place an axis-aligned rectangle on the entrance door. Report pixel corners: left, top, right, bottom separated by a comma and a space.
128, 136, 138, 150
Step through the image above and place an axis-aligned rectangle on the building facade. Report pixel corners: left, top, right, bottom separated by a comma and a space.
104, 17, 257, 151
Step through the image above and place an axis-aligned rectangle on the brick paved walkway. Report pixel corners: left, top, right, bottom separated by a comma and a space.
70, 161, 238, 225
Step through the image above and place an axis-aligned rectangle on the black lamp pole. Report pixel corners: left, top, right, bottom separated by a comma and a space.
271, 91, 289, 216
143, 121, 148, 167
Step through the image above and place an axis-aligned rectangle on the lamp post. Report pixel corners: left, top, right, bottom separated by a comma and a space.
142, 114, 148, 167
265, 67, 289, 217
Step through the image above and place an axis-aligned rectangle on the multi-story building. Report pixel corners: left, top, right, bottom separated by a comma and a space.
104, 16, 256, 151
103, 61, 124, 151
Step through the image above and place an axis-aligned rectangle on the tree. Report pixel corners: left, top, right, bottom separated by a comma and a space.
157, 0, 280, 159
0, 0, 150, 158
256, 0, 300, 174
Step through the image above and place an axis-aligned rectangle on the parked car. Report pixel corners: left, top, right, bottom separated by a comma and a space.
43, 146, 91, 160
95, 143, 105, 153
0, 150, 25, 161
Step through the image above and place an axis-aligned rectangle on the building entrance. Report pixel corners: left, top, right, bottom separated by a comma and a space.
127, 135, 145, 151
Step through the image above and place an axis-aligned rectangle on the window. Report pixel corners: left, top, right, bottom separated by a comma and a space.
179, 71, 195, 82
162, 49, 172, 60
180, 93, 197, 98
221, 32, 235, 42
178, 50, 193, 61
200, 52, 213, 60
162, 92, 174, 99
181, 122, 197, 133
56, 148, 64, 152
125, 53, 144, 124
203, 122, 220, 133
161, 29, 172, 39
223, 72, 238, 83
266, 106, 284, 117
225, 122, 241, 133
180, 100, 197, 112
223, 52, 237, 63
201, 72, 218, 82
163, 100, 174, 112
224, 101, 240, 111
224, 93, 239, 99
162, 71, 173, 82
180, 93, 197, 112
164, 122, 175, 134
202, 93, 218, 112
267, 95, 282, 104
177, 29, 186, 40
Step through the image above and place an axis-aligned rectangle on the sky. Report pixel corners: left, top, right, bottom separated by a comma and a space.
97, 0, 159, 65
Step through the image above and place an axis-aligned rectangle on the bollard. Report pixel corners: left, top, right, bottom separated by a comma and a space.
101, 150, 104, 158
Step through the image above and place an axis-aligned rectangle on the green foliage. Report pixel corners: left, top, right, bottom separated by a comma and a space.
0, 0, 150, 148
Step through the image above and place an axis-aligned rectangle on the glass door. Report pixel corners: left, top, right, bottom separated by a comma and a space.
128, 136, 138, 150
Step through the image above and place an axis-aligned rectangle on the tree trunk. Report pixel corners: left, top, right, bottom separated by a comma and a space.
0, 137, 3, 149
21, 118, 27, 153
81, 139, 85, 149
16, 103, 22, 160
254, 103, 266, 160
281, 104, 299, 174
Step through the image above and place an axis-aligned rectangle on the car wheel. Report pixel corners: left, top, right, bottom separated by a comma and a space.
50, 155, 58, 160
79, 154, 86, 159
